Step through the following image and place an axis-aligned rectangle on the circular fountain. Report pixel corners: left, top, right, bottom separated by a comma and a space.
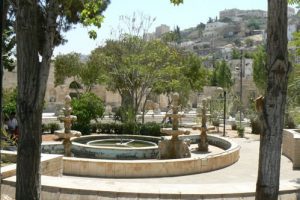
71, 135, 159, 159
42, 93, 240, 178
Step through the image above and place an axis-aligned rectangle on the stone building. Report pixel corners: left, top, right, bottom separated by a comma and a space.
219, 9, 267, 20
155, 24, 170, 38
3, 65, 122, 113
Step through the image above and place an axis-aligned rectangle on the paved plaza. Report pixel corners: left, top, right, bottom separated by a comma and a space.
2, 127, 300, 199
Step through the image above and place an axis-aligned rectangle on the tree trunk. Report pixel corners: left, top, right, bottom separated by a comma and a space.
16, 1, 41, 199
255, 1, 289, 199
16, 0, 57, 199
0, 0, 4, 128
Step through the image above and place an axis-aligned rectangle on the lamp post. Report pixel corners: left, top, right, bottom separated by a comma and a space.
239, 49, 243, 127
223, 90, 226, 137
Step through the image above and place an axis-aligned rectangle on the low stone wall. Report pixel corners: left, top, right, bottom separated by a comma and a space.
63, 135, 240, 178
282, 129, 300, 169
41, 142, 64, 154
0, 151, 63, 179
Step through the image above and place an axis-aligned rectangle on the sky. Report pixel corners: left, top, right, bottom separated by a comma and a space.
53, 0, 268, 57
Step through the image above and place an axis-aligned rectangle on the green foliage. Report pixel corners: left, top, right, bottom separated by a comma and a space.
90, 35, 184, 117
237, 126, 245, 137
170, 0, 184, 5
95, 122, 162, 136
71, 92, 104, 134
3, 25, 16, 71
210, 60, 233, 90
47, 123, 61, 134
253, 45, 267, 93
245, 38, 254, 47
231, 48, 241, 59
54, 53, 82, 86
250, 117, 262, 134
247, 19, 260, 30
140, 122, 161, 136
3, 88, 17, 118
288, 32, 300, 107
288, 0, 300, 4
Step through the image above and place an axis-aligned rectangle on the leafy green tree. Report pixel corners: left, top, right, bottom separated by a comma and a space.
91, 36, 182, 122
154, 52, 209, 107
54, 53, 82, 86
13, 0, 110, 199
210, 60, 233, 90
71, 92, 104, 134
196, 22, 205, 37
161, 25, 181, 44
253, 45, 267, 93
247, 18, 260, 30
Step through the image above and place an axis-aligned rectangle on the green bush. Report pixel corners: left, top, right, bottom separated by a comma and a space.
122, 122, 139, 135
285, 113, 296, 129
94, 122, 162, 136
3, 88, 17, 118
48, 122, 60, 134
71, 92, 105, 134
237, 126, 245, 137
140, 122, 161, 136
72, 123, 91, 135
250, 117, 262, 134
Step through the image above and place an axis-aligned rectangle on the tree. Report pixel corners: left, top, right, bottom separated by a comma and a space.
15, 0, 110, 199
231, 48, 241, 59
253, 45, 267, 93
255, 0, 290, 199
91, 36, 182, 122
161, 25, 182, 44
210, 60, 233, 90
54, 53, 82, 86
154, 52, 209, 108
170, 0, 291, 199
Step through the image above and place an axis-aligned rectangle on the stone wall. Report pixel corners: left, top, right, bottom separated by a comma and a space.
0, 151, 63, 179
282, 129, 300, 169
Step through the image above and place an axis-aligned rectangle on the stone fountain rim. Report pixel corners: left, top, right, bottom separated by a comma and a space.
71, 134, 160, 150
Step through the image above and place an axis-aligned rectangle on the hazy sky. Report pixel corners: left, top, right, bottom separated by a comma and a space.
53, 0, 268, 56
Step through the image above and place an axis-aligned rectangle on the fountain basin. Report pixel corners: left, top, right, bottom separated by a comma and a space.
62, 134, 240, 178
71, 135, 160, 160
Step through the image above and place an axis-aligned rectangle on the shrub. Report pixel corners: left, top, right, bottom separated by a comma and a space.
285, 113, 296, 129
122, 122, 139, 135
72, 123, 91, 135
140, 122, 161, 136
231, 122, 237, 130
48, 122, 60, 134
237, 126, 245, 137
250, 117, 262, 134
71, 92, 105, 134
3, 88, 17, 118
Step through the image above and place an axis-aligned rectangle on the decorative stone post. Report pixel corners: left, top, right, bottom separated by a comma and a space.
55, 95, 81, 157
159, 93, 190, 159
193, 98, 209, 152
